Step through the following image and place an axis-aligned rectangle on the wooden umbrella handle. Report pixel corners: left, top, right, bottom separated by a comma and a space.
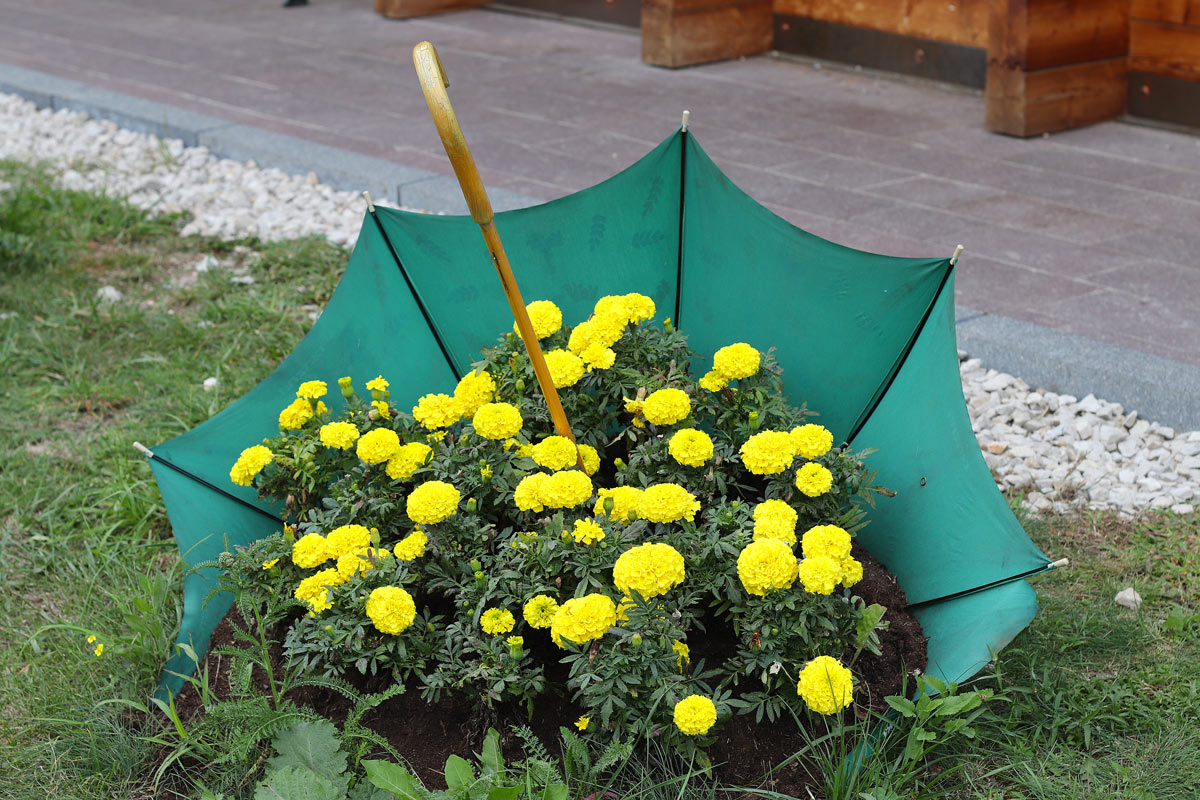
412, 41, 579, 448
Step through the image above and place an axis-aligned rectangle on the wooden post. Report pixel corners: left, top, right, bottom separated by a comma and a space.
642, 0, 773, 68
986, 0, 1130, 136
375, 0, 488, 19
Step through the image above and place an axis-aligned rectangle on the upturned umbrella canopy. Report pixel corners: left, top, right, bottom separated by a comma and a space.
146, 130, 1051, 698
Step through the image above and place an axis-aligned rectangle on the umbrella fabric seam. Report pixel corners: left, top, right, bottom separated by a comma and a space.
673, 128, 688, 330
845, 259, 956, 445
368, 209, 463, 382
147, 452, 281, 524
907, 563, 1053, 609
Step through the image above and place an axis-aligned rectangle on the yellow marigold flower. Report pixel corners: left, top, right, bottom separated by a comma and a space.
615, 595, 636, 624
790, 424, 834, 460
739, 430, 798, 475
393, 528, 428, 561
336, 549, 377, 579
413, 393, 462, 430
713, 342, 761, 380
551, 594, 617, 648
593, 294, 629, 321
672, 640, 690, 671
623, 397, 644, 415
507, 635, 524, 650
427, 430, 446, 443
319, 421, 359, 450
797, 656, 854, 714
673, 695, 717, 736
365, 585, 416, 635
623, 293, 656, 324
262, 558, 280, 570
481, 608, 516, 635
295, 568, 344, 614
840, 556, 863, 588
473, 402, 524, 440
338, 376, 353, 392
698, 370, 729, 392
514, 472, 550, 513
365, 375, 389, 392
668, 428, 714, 467
801, 525, 852, 561
532, 436, 579, 471
454, 370, 496, 417
571, 518, 605, 545
577, 444, 600, 476
292, 532, 331, 569
407, 480, 460, 525
613, 542, 685, 599
753, 499, 798, 544
636, 483, 700, 523
296, 380, 327, 400
642, 388, 691, 426
523, 595, 559, 629
278, 397, 315, 430
798, 555, 843, 595
580, 342, 616, 371
567, 319, 595, 355
737, 539, 799, 596
594, 486, 643, 524
326, 524, 372, 558
230, 445, 273, 486
94, 643, 104, 657
480, 464, 493, 480
357, 428, 401, 464
795, 462, 833, 497
541, 470, 593, 509
544, 349, 585, 388
386, 441, 432, 481
372, 400, 391, 419
574, 715, 590, 732
515, 300, 562, 340
590, 311, 627, 347
87, 635, 96, 644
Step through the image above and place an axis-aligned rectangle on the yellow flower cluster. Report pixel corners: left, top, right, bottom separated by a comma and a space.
641, 388, 691, 426
698, 370, 728, 392
594, 486, 643, 524
580, 342, 616, 371
472, 402, 524, 440
790, 424, 834, 459
292, 532, 331, 568
393, 528, 427, 561
366, 586, 417, 634
753, 499, 798, 544
516, 470, 593, 512
673, 695, 717, 735
739, 430, 797, 475
594, 293, 655, 325
406, 480, 460, 524
295, 568, 344, 613
578, 443, 600, 476
737, 538, 799, 596
672, 640, 690, 670
514, 473, 549, 512
798, 556, 843, 594
544, 349, 585, 388
386, 441, 432, 480
613, 542, 685, 599
357, 428, 400, 464
569, 310, 626, 356
795, 462, 833, 497
551, 593, 617, 648
636, 483, 700, 523
319, 421, 359, 450
712, 342, 760, 380
516, 299, 562, 340
531, 436, 579, 470
296, 380, 327, 400
230, 445, 273, 486
799, 524, 861, 592
336, 549, 377, 579
365, 375, 389, 393
571, 518, 605, 545
796, 655, 854, 714
413, 393, 462, 430
523, 595, 559, 629
668, 428, 714, 467
327, 524, 372, 556
481, 608, 516, 635
454, 370, 496, 417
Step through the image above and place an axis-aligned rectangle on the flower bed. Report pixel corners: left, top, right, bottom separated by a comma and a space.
207, 291, 927, 787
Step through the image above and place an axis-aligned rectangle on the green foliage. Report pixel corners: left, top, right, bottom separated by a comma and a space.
267, 719, 350, 795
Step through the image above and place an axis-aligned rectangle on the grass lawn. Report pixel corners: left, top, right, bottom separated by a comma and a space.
1, 161, 1197, 799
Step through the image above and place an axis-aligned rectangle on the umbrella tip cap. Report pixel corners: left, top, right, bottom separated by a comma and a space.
681, 110, 690, 132
362, 190, 376, 213
950, 244, 964, 265
133, 441, 154, 458
1050, 557, 1070, 569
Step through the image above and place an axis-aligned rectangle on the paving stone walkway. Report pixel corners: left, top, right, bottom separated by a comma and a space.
1, 0, 1198, 367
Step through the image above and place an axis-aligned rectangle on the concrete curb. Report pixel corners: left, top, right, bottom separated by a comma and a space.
3, 62, 1198, 431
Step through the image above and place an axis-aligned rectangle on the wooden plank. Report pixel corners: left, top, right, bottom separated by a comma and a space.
1020, 0, 1129, 71
643, 0, 773, 68
1130, 19, 1200, 79
374, 0, 489, 18
1131, 0, 1200, 25
772, 0, 990, 48
987, 58, 1127, 136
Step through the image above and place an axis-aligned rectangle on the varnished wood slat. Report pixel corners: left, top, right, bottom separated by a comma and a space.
1130, 0, 1200, 25
643, 0, 772, 68
1130, 18, 1200, 79
375, 0, 489, 18
772, 0, 989, 48
986, 58, 1127, 136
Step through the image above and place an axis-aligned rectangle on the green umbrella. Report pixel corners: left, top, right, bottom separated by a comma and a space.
142, 110, 1059, 702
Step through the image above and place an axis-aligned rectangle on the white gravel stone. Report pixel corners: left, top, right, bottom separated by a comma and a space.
1114, 587, 1143, 611
96, 285, 123, 303
202, 377, 219, 391
3, 91, 1197, 520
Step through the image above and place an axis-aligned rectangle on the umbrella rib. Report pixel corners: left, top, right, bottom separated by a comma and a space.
367, 209, 463, 382
147, 452, 282, 524
907, 561, 1059, 609
844, 259, 956, 445
672, 127, 688, 330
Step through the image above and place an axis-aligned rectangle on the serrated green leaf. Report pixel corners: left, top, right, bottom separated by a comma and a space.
268, 719, 349, 795
254, 766, 340, 800
364, 759, 424, 800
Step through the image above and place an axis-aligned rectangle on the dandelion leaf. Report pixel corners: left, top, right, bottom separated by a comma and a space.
267, 719, 349, 796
